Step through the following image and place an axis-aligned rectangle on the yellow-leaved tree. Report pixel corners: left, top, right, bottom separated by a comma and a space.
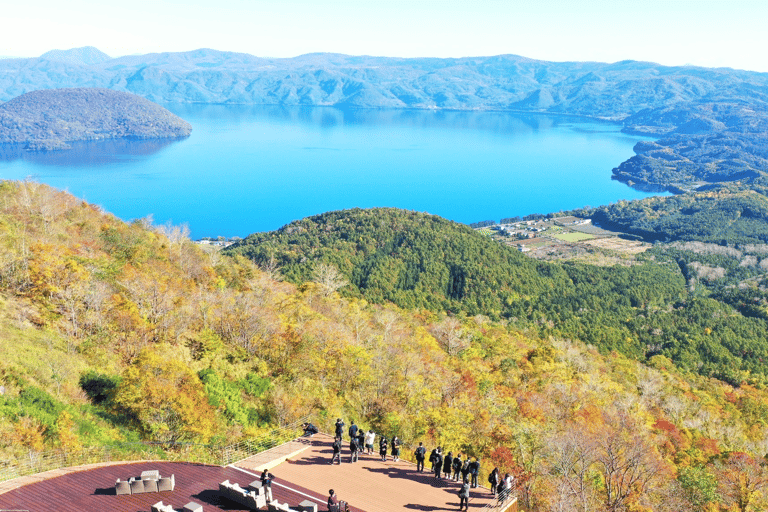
113, 345, 218, 443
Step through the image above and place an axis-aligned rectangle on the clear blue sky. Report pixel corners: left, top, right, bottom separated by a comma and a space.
4, 0, 767, 72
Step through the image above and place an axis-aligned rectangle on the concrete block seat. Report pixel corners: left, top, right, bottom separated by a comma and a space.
115, 473, 174, 495
130, 478, 146, 494
152, 501, 175, 512
183, 502, 204, 512
115, 479, 131, 495
298, 500, 318, 512
219, 480, 266, 510
158, 474, 175, 492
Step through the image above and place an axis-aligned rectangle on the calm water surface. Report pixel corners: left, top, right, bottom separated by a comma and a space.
0, 105, 659, 239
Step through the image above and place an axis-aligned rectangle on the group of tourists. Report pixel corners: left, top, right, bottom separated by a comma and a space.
324, 419, 515, 511
328, 419, 403, 465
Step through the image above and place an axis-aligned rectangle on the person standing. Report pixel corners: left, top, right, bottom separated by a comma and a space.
443, 451, 454, 479
458, 478, 470, 511
357, 430, 366, 456
391, 436, 401, 462
364, 430, 376, 455
331, 436, 342, 464
461, 456, 471, 483
379, 435, 388, 462
433, 449, 444, 479
414, 442, 426, 472
349, 435, 360, 463
335, 418, 345, 439
328, 489, 339, 512
430, 447, 441, 473
489, 467, 499, 496
260, 469, 274, 502
348, 420, 358, 441
469, 458, 481, 488
499, 473, 514, 503
452, 453, 463, 481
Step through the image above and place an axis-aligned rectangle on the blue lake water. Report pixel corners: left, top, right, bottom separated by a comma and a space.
0, 105, 659, 239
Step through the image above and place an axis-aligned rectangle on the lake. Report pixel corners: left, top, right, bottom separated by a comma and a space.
0, 105, 659, 239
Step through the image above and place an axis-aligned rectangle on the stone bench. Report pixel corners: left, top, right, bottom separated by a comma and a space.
151, 501, 175, 512
219, 479, 267, 510
115, 473, 174, 495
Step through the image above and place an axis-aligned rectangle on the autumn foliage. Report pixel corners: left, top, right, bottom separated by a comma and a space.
1, 182, 768, 511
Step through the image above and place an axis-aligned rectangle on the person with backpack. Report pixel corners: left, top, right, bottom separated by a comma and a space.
430, 447, 441, 473
348, 420, 358, 440
433, 449, 444, 479
414, 442, 427, 472
330, 436, 342, 464
489, 467, 500, 497
458, 477, 470, 511
452, 453, 463, 481
460, 456, 470, 482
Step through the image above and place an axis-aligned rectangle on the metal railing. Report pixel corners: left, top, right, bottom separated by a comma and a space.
0, 417, 306, 484
479, 492, 518, 512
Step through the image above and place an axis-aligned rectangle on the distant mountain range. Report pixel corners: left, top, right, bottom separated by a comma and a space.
0, 47, 765, 118
2, 47, 768, 189
39, 46, 112, 66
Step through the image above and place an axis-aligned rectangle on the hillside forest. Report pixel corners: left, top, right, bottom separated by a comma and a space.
2, 182, 768, 511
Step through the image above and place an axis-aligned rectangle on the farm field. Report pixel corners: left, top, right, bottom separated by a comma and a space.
552, 232, 595, 242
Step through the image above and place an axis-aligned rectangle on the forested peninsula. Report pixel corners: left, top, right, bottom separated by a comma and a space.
0, 88, 191, 150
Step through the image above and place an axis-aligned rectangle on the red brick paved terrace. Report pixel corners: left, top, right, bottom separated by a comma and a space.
0, 434, 517, 512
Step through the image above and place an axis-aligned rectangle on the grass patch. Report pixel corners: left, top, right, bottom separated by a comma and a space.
553, 232, 595, 242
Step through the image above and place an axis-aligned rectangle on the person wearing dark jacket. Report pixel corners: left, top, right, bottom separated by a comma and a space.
433, 450, 444, 479
261, 469, 274, 502
414, 442, 427, 472
443, 451, 454, 479
357, 430, 366, 456
379, 436, 388, 462
330, 436, 342, 464
328, 489, 339, 512
391, 436, 401, 462
335, 419, 345, 439
348, 421, 358, 440
489, 467, 500, 496
349, 436, 360, 463
452, 454, 462, 481
430, 447, 441, 473
460, 457, 470, 482
458, 478, 470, 511
469, 458, 480, 488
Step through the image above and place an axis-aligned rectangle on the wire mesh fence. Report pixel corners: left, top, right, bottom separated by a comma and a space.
0, 416, 307, 484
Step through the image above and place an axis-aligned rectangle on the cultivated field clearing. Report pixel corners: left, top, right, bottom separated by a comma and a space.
552, 232, 595, 242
